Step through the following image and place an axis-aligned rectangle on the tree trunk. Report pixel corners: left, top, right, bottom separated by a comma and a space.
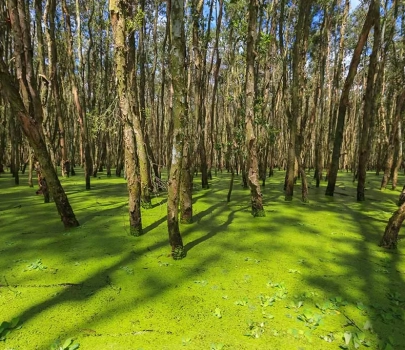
180, 138, 193, 224
379, 202, 405, 249
110, 0, 143, 236
356, 0, 380, 201
167, 0, 187, 259
123, 125, 142, 236
62, 0, 93, 190
245, 0, 265, 216
325, 0, 377, 196
381, 90, 405, 189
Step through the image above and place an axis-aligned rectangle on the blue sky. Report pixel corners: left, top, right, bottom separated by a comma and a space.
350, 0, 361, 10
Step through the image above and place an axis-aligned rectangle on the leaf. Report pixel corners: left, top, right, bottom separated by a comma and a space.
214, 308, 222, 319
363, 320, 373, 331
0, 321, 10, 330
344, 332, 352, 345
9, 317, 20, 328
69, 344, 80, 350
62, 338, 74, 349
356, 302, 367, 311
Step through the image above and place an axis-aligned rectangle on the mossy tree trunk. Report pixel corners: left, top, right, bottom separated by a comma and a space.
135, 1, 153, 207
245, 0, 264, 217
180, 137, 193, 224
379, 202, 405, 249
167, 0, 187, 259
110, 0, 143, 236
0, 0, 79, 228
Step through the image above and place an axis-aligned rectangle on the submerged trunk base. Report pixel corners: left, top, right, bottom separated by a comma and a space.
172, 245, 186, 260
129, 226, 143, 237
252, 207, 266, 217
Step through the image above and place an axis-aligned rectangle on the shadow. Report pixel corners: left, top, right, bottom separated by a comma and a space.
185, 207, 246, 252
2, 168, 405, 349
142, 215, 166, 235
151, 198, 167, 208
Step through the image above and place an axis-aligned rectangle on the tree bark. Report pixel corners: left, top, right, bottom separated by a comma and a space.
180, 137, 193, 224
356, 0, 381, 201
167, 0, 186, 259
62, 0, 93, 190
381, 90, 405, 189
110, 0, 143, 236
245, 0, 265, 216
325, 0, 377, 196
379, 202, 405, 249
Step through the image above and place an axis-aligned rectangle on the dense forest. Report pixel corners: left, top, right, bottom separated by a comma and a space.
1, 0, 405, 256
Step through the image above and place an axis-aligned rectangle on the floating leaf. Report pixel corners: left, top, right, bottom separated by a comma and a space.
214, 308, 222, 319
343, 332, 352, 345
62, 338, 74, 349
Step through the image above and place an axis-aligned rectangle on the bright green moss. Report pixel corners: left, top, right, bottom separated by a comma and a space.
0, 170, 404, 349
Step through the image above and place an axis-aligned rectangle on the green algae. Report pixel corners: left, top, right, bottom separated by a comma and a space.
0, 169, 405, 349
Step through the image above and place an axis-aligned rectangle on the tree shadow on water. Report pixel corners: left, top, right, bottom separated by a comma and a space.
184, 205, 248, 253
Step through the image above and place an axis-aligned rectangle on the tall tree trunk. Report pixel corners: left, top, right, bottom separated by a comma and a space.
62, 0, 93, 190
245, 0, 265, 216
44, 0, 68, 178
110, 0, 143, 236
285, 0, 312, 202
381, 90, 405, 189
356, 0, 381, 201
167, 0, 186, 259
325, 0, 377, 196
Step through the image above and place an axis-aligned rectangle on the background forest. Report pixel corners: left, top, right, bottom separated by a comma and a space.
0, 1, 405, 250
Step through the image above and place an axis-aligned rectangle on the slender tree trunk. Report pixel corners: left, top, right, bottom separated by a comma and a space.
180, 137, 193, 224
245, 0, 265, 216
167, 0, 186, 259
357, 0, 380, 201
110, 0, 143, 236
325, 0, 377, 196
381, 90, 405, 189
62, 0, 93, 190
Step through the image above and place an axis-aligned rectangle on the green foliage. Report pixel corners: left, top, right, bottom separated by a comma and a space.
288, 328, 312, 341
245, 321, 265, 338
25, 259, 47, 271
120, 266, 134, 275
286, 300, 304, 311
0, 317, 20, 341
1, 170, 405, 349
125, 9, 145, 33
340, 331, 371, 349
214, 308, 222, 319
50, 338, 80, 350
182, 337, 191, 346
297, 309, 324, 329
